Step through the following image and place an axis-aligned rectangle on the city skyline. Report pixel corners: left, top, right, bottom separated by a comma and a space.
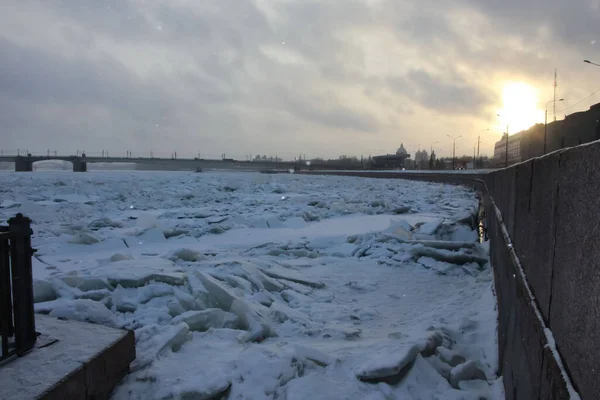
1, 0, 599, 159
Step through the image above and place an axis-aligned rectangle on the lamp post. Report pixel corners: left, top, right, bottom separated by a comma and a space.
447, 135, 462, 170
497, 114, 510, 167
544, 98, 564, 154
429, 141, 439, 169
430, 141, 439, 154
584, 59, 600, 67
477, 129, 489, 159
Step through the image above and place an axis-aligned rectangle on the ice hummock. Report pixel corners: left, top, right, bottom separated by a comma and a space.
0, 171, 502, 399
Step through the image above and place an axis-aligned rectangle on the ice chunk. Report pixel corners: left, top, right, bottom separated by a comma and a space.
257, 265, 325, 289
186, 272, 211, 308
49, 299, 118, 328
410, 246, 488, 266
419, 219, 443, 235
281, 289, 310, 308
194, 271, 237, 310
206, 215, 228, 224
449, 360, 487, 388
455, 210, 477, 227
158, 379, 231, 400
35, 299, 69, 314
167, 299, 186, 317
109, 253, 133, 262
408, 240, 477, 250
249, 291, 274, 306
392, 355, 458, 398
239, 264, 285, 293
53, 194, 97, 204
77, 289, 112, 302
356, 344, 420, 381
392, 205, 411, 214
417, 257, 462, 275
266, 216, 284, 228
133, 322, 190, 372
88, 217, 122, 229
283, 217, 308, 229
384, 219, 413, 233
226, 348, 301, 399
166, 232, 197, 243
139, 283, 174, 304
0, 200, 21, 209
61, 274, 83, 288
166, 248, 205, 262
426, 354, 453, 379
331, 243, 357, 258
173, 287, 197, 311
68, 232, 101, 245
33, 280, 57, 303
384, 227, 412, 241
284, 374, 375, 400
125, 228, 166, 247
90, 237, 129, 252
249, 218, 269, 228
437, 347, 466, 367
88, 259, 186, 288
451, 225, 478, 242
416, 331, 445, 356
77, 277, 113, 292
171, 309, 238, 331
294, 345, 336, 366
136, 213, 159, 230
230, 299, 277, 343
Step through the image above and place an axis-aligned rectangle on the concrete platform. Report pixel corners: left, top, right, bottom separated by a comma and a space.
0, 315, 135, 400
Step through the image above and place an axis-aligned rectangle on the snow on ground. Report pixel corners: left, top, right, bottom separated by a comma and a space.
0, 171, 502, 399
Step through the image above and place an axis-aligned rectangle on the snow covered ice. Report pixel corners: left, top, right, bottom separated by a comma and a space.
0, 171, 503, 399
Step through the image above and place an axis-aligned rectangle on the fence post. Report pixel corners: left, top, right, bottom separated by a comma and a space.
0, 228, 13, 358
8, 213, 36, 355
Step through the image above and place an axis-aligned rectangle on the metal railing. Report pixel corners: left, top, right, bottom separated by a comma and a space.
0, 214, 36, 362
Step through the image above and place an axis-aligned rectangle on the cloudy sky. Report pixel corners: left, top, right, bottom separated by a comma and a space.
1, 0, 599, 159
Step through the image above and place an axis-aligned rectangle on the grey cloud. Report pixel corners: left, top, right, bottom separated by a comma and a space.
1, 0, 598, 158
0, 38, 177, 124
462, 0, 600, 49
389, 70, 493, 114
284, 94, 378, 132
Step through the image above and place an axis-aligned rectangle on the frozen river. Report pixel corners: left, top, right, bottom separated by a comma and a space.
0, 171, 502, 399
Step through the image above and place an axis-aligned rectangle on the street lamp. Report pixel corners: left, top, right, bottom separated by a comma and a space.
447, 135, 462, 170
430, 141, 439, 154
477, 128, 489, 159
544, 98, 564, 154
584, 59, 600, 67
429, 141, 439, 170
497, 114, 510, 167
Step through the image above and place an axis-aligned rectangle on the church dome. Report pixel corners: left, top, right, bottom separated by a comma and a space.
396, 143, 407, 156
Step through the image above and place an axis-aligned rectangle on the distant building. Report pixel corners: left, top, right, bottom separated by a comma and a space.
504, 102, 600, 164
493, 132, 522, 167
371, 143, 411, 169
414, 149, 429, 169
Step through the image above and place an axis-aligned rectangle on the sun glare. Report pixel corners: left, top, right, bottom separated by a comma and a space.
498, 82, 544, 134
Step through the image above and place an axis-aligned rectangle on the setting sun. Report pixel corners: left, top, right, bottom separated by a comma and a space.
498, 82, 544, 134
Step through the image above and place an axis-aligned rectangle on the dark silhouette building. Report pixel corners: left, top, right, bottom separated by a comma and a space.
371, 144, 411, 169
493, 102, 600, 166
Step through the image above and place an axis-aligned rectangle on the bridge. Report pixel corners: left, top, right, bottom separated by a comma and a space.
0, 153, 303, 172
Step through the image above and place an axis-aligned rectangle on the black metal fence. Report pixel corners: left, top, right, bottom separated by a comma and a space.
0, 213, 36, 362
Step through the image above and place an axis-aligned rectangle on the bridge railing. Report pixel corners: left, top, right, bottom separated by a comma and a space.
0, 214, 37, 362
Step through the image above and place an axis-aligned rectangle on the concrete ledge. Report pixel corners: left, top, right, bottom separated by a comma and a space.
0, 315, 135, 400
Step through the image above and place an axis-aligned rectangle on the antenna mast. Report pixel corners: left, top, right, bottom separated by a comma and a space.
553, 69, 557, 121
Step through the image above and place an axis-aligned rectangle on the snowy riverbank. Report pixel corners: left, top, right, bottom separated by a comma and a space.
0, 171, 503, 399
